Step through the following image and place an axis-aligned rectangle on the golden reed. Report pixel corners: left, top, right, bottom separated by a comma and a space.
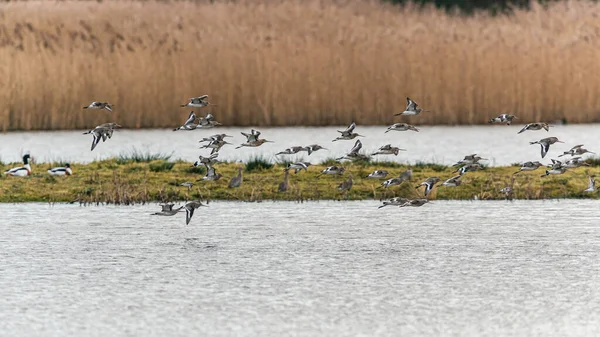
1, 0, 600, 131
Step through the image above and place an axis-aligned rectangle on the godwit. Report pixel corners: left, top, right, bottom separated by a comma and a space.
455, 163, 483, 176
83, 123, 121, 151
584, 176, 596, 193
394, 97, 428, 116
500, 186, 513, 199
372, 144, 406, 156
518, 122, 551, 134
540, 166, 568, 177
152, 203, 184, 216
97, 122, 121, 140
192, 153, 219, 167
173, 111, 197, 131
454, 154, 487, 166
513, 161, 543, 174
48, 163, 72, 176
83, 101, 113, 112
378, 197, 409, 209
198, 164, 223, 181
381, 177, 403, 188
228, 167, 243, 188
400, 199, 429, 207
332, 122, 364, 141
559, 144, 594, 157
237, 129, 273, 148
4, 154, 33, 177
385, 123, 419, 133
415, 177, 440, 196
530, 137, 563, 158
336, 139, 369, 161
201, 138, 231, 154
180, 95, 216, 108
196, 113, 222, 129
278, 169, 290, 192
241, 129, 261, 143
399, 169, 413, 182
306, 144, 327, 155
441, 175, 462, 187
488, 114, 518, 125
199, 134, 231, 143
365, 170, 389, 179
180, 182, 194, 191
286, 162, 311, 174
337, 174, 353, 192
540, 160, 568, 177
184, 200, 206, 225
236, 138, 273, 149
276, 146, 309, 155
317, 166, 345, 177
563, 157, 589, 168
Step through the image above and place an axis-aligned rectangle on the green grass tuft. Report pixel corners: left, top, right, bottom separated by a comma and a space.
246, 155, 273, 172
414, 162, 448, 172
149, 161, 175, 172
117, 148, 173, 164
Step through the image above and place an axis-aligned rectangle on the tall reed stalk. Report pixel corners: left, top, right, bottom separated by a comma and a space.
2, 0, 600, 131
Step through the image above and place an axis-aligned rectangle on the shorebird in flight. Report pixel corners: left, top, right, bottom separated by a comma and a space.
372, 144, 406, 156
400, 199, 429, 207
276, 146, 309, 156
415, 177, 440, 197
236, 129, 274, 148
394, 97, 428, 116
441, 175, 462, 187
454, 154, 487, 166
173, 111, 197, 131
378, 197, 409, 209
306, 144, 327, 155
584, 176, 596, 193
184, 200, 206, 225
518, 122, 551, 134
336, 139, 369, 161
488, 114, 518, 125
385, 123, 419, 133
530, 137, 563, 158
197, 164, 223, 181
513, 161, 543, 174
286, 162, 311, 174
317, 166, 345, 177
180, 95, 216, 108
83, 101, 113, 112
152, 203, 184, 216
196, 113, 222, 129
365, 170, 389, 179
332, 122, 364, 141
558, 144, 594, 157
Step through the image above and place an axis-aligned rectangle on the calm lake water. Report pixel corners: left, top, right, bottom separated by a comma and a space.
1, 124, 599, 166
1, 200, 599, 336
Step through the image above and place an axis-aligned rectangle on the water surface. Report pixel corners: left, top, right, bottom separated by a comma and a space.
1, 124, 598, 166
1, 200, 599, 336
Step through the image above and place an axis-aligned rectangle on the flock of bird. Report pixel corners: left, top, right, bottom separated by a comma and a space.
2, 96, 598, 225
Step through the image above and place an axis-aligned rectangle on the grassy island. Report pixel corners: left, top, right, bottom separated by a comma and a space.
1, 156, 598, 204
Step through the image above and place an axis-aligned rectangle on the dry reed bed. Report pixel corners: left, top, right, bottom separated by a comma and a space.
2, 0, 600, 131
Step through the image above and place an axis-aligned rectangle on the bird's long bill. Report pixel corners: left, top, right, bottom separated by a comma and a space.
557, 140, 564, 143
357, 134, 365, 137
265, 140, 275, 143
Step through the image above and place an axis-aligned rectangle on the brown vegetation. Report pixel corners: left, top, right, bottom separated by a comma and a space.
2, 0, 600, 131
